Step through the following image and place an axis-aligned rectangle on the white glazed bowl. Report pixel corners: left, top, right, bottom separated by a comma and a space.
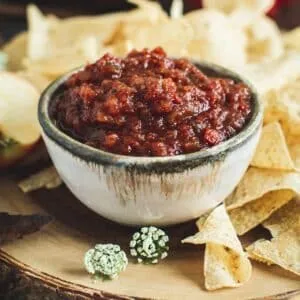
38, 62, 262, 226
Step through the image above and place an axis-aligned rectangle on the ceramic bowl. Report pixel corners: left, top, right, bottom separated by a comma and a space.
38, 62, 262, 226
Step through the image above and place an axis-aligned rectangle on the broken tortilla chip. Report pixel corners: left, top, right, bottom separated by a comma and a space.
228, 189, 296, 235
18, 166, 62, 193
247, 228, 300, 276
226, 168, 300, 210
251, 122, 296, 171
182, 205, 252, 290
263, 199, 300, 237
1, 32, 27, 71
226, 168, 300, 235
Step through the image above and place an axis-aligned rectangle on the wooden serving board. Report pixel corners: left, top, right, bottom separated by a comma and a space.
0, 166, 299, 299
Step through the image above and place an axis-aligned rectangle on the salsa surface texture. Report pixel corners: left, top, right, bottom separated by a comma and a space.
52, 48, 252, 157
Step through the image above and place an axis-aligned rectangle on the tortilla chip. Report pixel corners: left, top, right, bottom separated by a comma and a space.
289, 143, 300, 170
182, 205, 252, 290
49, 16, 119, 47
111, 40, 134, 57
25, 0, 167, 73
245, 17, 283, 64
18, 167, 62, 193
127, 0, 168, 23
263, 199, 300, 237
228, 189, 296, 235
202, 0, 237, 13
243, 53, 300, 95
18, 70, 52, 92
264, 78, 300, 139
54, 0, 167, 49
226, 168, 300, 235
27, 5, 51, 61
251, 122, 296, 171
23, 56, 84, 77
23, 46, 107, 78
124, 19, 193, 57
184, 10, 247, 69
2, 32, 27, 71
27, 5, 119, 58
283, 27, 300, 52
170, 0, 183, 19
23, 0, 170, 77
25, 26, 110, 76
0, 52, 8, 71
226, 167, 300, 210
202, 0, 274, 15
195, 210, 212, 231
247, 228, 300, 276
47, 0, 166, 55
202, 0, 274, 28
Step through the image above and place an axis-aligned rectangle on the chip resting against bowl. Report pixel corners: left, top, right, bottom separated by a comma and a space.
250, 122, 298, 171
182, 204, 252, 290
263, 76, 300, 144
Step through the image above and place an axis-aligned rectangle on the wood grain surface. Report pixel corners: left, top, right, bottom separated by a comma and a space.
0, 167, 299, 299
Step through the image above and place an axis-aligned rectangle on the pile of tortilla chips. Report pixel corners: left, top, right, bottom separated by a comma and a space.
2, 0, 300, 292
2, 0, 298, 89
184, 109, 300, 287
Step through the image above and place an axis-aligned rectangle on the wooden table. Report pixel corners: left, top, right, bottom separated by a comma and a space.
1, 2, 300, 299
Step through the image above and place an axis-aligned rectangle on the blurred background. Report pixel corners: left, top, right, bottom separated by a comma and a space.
1, 0, 300, 44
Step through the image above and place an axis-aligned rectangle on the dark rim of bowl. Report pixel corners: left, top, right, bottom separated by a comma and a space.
38, 61, 263, 169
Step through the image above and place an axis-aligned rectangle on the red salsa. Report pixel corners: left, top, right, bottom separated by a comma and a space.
52, 48, 252, 157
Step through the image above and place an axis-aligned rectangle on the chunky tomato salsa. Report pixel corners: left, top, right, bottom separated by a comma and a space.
52, 48, 252, 157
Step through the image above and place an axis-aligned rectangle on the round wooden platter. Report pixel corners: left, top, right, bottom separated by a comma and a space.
0, 170, 299, 300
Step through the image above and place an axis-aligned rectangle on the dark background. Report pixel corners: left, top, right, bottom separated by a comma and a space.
0, 0, 300, 45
